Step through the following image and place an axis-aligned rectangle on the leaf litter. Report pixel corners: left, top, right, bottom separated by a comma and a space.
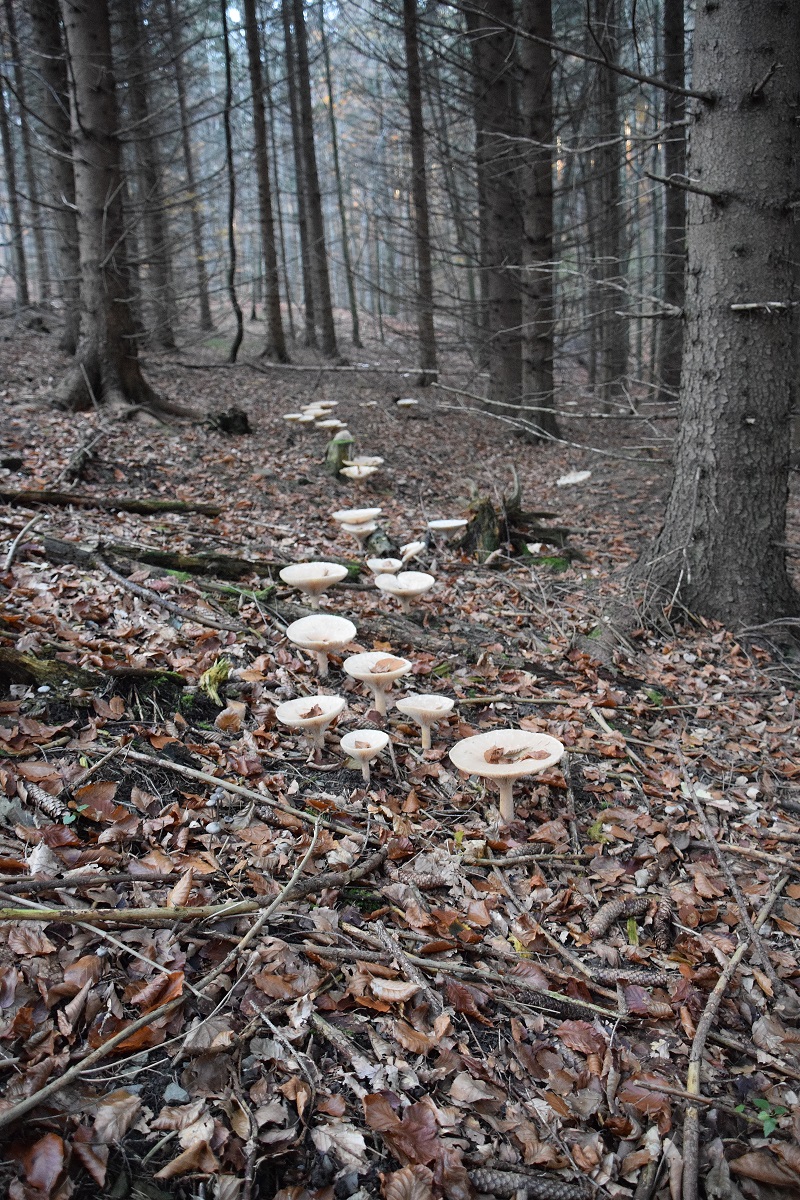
0, 327, 799, 1198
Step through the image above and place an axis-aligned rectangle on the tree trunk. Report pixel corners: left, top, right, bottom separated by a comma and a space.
118, 0, 176, 349
243, 0, 288, 362
164, 0, 213, 332
318, 0, 361, 349
220, 0, 243, 364
402, 0, 437, 384
518, 0, 558, 438
57, 0, 174, 413
655, 0, 686, 403
465, 0, 522, 413
590, 0, 628, 409
0, 76, 29, 311
28, 0, 80, 352
262, 34, 296, 343
281, 0, 316, 347
633, 0, 799, 625
3, 0, 50, 303
291, 0, 338, 359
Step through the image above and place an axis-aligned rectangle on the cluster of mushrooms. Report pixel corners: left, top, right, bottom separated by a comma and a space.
274, 505, 565, 824
282, 400, 384, 482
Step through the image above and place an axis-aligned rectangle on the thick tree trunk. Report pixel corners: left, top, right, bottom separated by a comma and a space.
318, 0, 361, 349
655, 0, 686, 403
164, 0, 213, 332
3, 0, 50, 303
633, 0, 799, 626
281, 0, 316, 347
28, 0, 80, 352
262, 39, 296, 342
590, 0, 628, 409
466, 0, 522, 413
518, 0, 558, 438
291, 0, 338, 358
0, 77, 29, 311
243, 0, 288, 362
57, 0, 177, 413
402, 0, 437, 385
118, 0, 176, 349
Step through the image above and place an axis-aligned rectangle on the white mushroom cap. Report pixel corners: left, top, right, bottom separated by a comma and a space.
340, 464, 378, 480
341, 521, 377, 551
375, 570, 435, 613
279, 562, 349, 609
332, 507, 382, 526
366, 557, 402, 575
343, 456, 384, 468
343, 651, 412, 714
396, 398, 419, 408
316, 418, 346, 430
395, 694, 455, 750
296, 413, 317, 424
449, 730, 565, 824
286, 614, 357, 677
428, 519, 468, 537
282, 413, 305, 422
275, 694, 346, 758
400, 540, 426, 563
340, 728, 390, 783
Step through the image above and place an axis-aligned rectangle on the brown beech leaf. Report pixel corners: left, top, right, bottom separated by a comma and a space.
370, 979, 421, 1004
300, 704, 323, 718
72, 1125, 109, 1187
363, 1096, 440, 1166
18, 1132, 66, 1195
393, 1020, 436, 1055
73, 780, 129, 823
168, 868, 194, 908
7, 926, 58, 956
381, 1164, 434, 1200
432, 1146, 476, 1200
445, 979, 493, 1026
484, 745, 548, 764
92, 1090, 143, 1144
154, 1140, 220, 1179
215, 700, 247, 733
152, 1100, 207, 1132
730, 1150, 800, 1187
373, 657, 405, 673
555, 1020, 607, 1056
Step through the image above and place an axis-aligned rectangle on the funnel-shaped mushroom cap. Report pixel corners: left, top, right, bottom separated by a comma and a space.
317, 418, 346, 430
342, 521, 377, 542
343, 456, 385, 468
341, 464, 378, 480
400, 540, 426, 563
396, 694, 455, 723
340, 729, 389, 760
282, 412, 304, 422
287, 615, 356, 653
332, 507, 382, 526
366, 557, 402, 575
297, 413, 317, 424
449, 730, 565, 824
375, 570, 435, 605
396, 398, 419, 408
275, 694, 346, 731
343, 651, 412, 686
279, 561, 348, 607
428, 519, 468, 537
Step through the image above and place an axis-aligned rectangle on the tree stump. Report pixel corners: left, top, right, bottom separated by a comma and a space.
324, 430, 355, 476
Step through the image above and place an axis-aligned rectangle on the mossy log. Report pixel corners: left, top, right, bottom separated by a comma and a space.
0, 647, 185, 695
0, 489, 221, 516
44, 535, 282, 581
324, 431, 355, 476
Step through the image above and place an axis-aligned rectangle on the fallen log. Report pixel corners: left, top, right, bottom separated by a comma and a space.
0, 489, 221, 517
0, 646, 185, 693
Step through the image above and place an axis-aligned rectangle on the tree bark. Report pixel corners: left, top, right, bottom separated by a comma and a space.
402, 0, 438, 385
655, 0, 685, 403
3, 0, 50, 303
290, 0, 338, 358
0, 76, 29, 311
28, 0, 80, 352
633, 0, 799, 625
281, 0, 316, 347
164, 0, 213, 332
118, 0, 176, 349
220, 0, 243, 364
243, 0, 288, 362
465, 0, 523, 413
56, 0, 175, 413
518, 0, 558, 438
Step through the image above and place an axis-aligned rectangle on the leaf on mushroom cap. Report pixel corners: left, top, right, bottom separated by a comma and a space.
354, 739, 372, 748
301, 704, 323, 718
373, 656, 406, 673
484, 745, 550, 764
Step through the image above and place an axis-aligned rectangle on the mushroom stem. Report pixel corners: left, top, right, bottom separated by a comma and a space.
498, 779, 515, 824
315, 650, 329, 677
420, 722, 432, 751
308, 595, 320, 611
399, 597, 411, 615
370, 685, 388, 715
360, 761, 371, 784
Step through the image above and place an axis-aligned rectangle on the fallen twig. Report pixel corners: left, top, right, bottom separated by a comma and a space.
0, 488, 221, 516
3, 514, 41, 571
94, 554, 246, 634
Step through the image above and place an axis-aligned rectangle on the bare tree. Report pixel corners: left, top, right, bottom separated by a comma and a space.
655, 0, 685, 403
0, 70, 29, 310
220, 0, 243, 363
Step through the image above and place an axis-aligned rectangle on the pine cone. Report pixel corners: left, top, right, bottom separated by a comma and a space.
470, 1167, 589, 1199
653, 896, 674, 950
588, 895, 649, 938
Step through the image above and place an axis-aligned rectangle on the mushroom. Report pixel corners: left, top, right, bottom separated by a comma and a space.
332, 507, 383, 527
285, 614, 357, 677
340, 464, 379, 481
343, 651, 412, 715
428, 518, 468, 541
343, 456, 385, 468
274, 694, 346, 761
395, 694, 455, 750
400, 540, 426, 564
366, 557, 402, 575
375, 570, 435, 614
282, 412, 305, 423
448, 729, 565, 824
279, 561, 348, 609
396, 398, 419, 409
341, 521, 377, 552
339, 729, 389, 785
316, 418, 346, 432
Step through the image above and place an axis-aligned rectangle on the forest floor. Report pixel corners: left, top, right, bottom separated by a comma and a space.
0, 315, 799, 1200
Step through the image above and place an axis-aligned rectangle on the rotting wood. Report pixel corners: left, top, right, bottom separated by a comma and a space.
0, 489, 221, 516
